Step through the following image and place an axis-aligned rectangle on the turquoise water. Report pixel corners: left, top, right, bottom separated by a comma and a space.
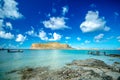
0, 49, 120, 79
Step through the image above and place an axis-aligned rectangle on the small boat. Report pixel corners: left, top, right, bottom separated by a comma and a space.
7, 49, 23, 53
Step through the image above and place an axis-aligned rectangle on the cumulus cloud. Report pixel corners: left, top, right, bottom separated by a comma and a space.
80, 11, 106, 33
0, 0, 23, 19
26, 30, 34, 36
38, 30, 62, 41
85, 40, 90, 44
62, 6, 69, 15
43, 17, 69, 30
104, 26, 110, 31
94, 33, 104, 42
38, 30, 48, 41
0, 0, 23, 40
77, 37, 81, 41
0, 21, 14, 39
49, 32, 61, 41
65, 37, 71, 40
6, 22, 12, 30
16, 34, 26, 42
0, 31, 14, 39
26, 27, 37, 36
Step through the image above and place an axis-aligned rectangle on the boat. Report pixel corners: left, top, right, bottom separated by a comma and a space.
7, 49, 23, 53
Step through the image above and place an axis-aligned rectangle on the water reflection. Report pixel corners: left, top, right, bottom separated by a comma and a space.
48, 50, 61, 68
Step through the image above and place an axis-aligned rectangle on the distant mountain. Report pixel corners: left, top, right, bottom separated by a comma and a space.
31, 42, 72, 49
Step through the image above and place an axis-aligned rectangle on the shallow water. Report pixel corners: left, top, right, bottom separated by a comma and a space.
0, 49, 120, 79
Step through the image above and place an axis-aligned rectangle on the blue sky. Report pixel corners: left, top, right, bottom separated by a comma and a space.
0, 0, 120, 49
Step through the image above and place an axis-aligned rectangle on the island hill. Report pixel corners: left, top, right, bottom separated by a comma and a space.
31, 42, 73, 49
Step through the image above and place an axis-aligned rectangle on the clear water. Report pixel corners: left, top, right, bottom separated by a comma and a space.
0, 49, 120, 79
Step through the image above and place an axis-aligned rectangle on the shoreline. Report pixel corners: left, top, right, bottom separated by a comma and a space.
0, 48, 120, 50
5, 58, 120, 80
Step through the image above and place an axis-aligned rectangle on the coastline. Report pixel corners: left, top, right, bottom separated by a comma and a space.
0, 49, 120, 80
6, 58, 120, 80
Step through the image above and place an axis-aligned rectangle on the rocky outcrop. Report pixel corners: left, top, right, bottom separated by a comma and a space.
31, 42, 72, 49
7, 58, 120, 80
107, 54, 120, 58
67, 58, 110, 68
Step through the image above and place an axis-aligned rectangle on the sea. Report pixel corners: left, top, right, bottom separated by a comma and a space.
0, 49, 120, 80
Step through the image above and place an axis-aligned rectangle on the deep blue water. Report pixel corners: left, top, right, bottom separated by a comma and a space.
0, 49, 120, 79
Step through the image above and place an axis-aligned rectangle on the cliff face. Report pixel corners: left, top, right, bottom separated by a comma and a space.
31, 42, 72, 49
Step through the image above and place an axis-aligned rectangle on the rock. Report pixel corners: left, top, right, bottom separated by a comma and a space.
69, 58, 110, 68
112, 62, 120, 72
6, 69, 18, 74
105, 72, 120, 80
31, 42, 72, 49
9, 59, 120, 80
107, 54, 120, 58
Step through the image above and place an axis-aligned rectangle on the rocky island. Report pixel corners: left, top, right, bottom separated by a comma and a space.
31, 42, 72, 49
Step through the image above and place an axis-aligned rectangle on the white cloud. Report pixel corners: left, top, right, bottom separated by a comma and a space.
49, 32, 61, 41
38, 30, 62, 41
43, 17, 69, 30
77, 37, 81, 41
16, 34, 26, 42
26, 27, 37, 36
26, 30, 34, 36
94, 33, 104, 42
117, 36, 120, 42
80, 11, 106, 33
65, 37, 71, 40
0, 0, 23, 41
85, 40, 90, 44
38, 30, 48, 41
0, 31, 14, 39
62, 6, 69, 15
0, 0, 23, 19
104, 26, 110, 31
6, 22, 12, 30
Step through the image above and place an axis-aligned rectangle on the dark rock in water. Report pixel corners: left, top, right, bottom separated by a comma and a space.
6, 69, 18, 74
88, 51, 101, 56
112, 62, 120, 72
101, 75, 113, 80
114, 62, 120, 64
107, 54, 120, 58
117, 76, 120, 80
68, 58, 110, 68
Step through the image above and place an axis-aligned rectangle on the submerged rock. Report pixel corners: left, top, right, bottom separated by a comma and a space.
68, 58, 110, 68
7, 58, 120, 80
112, 62, 120, 72
107, 54, 120, 58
